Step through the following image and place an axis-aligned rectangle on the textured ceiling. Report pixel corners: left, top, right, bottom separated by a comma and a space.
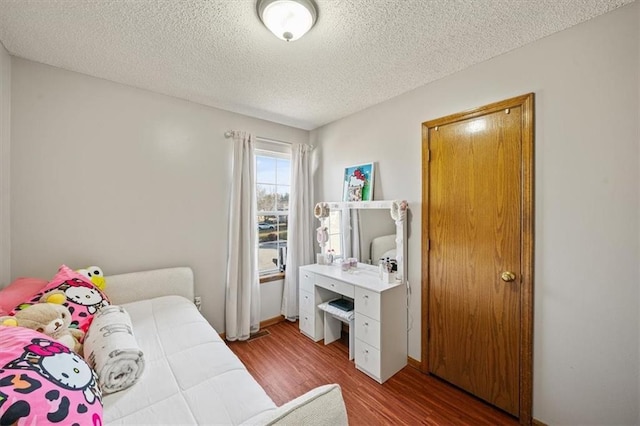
0, 0, 633, 130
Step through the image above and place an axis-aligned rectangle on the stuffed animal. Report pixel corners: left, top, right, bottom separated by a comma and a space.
1, 292, 84, 354
76, 266, 106, 291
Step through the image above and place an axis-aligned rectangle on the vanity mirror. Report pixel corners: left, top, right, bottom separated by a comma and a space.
314, 200, 408, 283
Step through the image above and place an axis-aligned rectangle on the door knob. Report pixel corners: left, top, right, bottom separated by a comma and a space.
501, 271, 516, 282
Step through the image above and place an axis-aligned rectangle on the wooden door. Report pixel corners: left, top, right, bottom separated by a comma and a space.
421, 94, 534, 422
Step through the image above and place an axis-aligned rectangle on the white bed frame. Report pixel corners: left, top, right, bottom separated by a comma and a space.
105, 266, 195, 306
102, 266, 348, 425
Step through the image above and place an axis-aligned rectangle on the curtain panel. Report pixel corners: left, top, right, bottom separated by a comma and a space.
225, 131, 260, 340
281, 144, 314, 320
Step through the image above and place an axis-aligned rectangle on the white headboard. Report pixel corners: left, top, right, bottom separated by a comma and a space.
105, 267, 194, 305
371, 234, 397, 263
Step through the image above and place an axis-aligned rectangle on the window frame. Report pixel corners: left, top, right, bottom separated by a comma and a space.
255, 144, 291, 278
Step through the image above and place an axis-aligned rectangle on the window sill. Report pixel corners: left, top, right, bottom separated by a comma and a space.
260, 272, 285, 284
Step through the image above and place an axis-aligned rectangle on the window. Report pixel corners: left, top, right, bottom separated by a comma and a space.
256, 150, 290, 275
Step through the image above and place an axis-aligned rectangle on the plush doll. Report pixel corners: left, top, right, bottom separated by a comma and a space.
1, 292, 85, 354
76, 265, 106, 291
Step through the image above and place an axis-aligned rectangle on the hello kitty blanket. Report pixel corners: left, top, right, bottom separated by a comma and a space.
83, 305, 145, 395
0, 326, 102, 425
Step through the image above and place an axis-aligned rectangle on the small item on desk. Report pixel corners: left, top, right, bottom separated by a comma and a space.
379, 257, 398, 283
326, 249, 334, 264
382, 270, 396, 283
340, 260, 350, 271
317, 253, 327, 265
348, 257, 358, 268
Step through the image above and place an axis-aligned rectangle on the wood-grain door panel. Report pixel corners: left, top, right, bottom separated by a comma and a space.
422, 94, 534, 422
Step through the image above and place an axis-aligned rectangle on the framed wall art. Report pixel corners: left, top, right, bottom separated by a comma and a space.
342, 163, 375, 202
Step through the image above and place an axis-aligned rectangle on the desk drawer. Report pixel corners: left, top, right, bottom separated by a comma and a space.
355, 313, 381, 349
355, 339, 381, 379
299, 312, 315, 338
299, 289, 314, 314
355, 287, 380, 320
316, 275, 354, 298
300, 270, 315, 292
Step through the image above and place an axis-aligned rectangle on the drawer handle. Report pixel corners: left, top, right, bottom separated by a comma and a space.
364, 322, 369, 327
331, 283, 335, 287
363, 295, 369, 299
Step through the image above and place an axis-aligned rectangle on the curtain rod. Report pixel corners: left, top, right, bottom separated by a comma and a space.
224, 130, 313, 150
224, 131, 290, 147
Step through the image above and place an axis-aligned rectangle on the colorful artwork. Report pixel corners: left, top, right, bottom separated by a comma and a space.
342, 163, 374, 202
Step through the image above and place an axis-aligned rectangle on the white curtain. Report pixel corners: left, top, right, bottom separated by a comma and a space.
225, 131, 260, 341
281, 144, 314, 320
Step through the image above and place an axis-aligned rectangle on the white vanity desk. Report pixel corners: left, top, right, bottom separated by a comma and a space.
299, 263, 407, 383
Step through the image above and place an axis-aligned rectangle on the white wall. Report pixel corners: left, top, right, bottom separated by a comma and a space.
638, 2, 640, 416
260, 279, 284, 322
311, 3, 639, 425
0, 43, 10, 287
10, 58, 308, 332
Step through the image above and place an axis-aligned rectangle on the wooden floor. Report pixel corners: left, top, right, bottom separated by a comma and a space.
227, 320, 518, 425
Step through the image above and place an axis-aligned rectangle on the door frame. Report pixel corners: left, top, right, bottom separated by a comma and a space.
420, 93, 534, 424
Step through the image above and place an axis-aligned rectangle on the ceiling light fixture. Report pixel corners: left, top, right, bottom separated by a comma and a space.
257, 0, 318, 42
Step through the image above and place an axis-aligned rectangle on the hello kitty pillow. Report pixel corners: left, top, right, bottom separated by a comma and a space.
13, 265, 110, 334
0, 326, 102, 425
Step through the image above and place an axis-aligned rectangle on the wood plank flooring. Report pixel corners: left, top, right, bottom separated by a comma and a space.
227, 320, 518, 425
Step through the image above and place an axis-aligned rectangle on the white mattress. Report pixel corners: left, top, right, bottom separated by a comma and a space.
103, 295, 277, 425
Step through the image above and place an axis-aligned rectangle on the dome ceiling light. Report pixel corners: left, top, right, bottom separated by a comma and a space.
257, 0, 318, 42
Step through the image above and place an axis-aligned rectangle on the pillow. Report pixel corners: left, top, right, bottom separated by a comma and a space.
13, 265, 110, 334
0, 326, 102, 425
0, 277, 49, 313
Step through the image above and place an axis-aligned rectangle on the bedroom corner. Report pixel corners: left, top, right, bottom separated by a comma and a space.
0, 41, 10, 288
